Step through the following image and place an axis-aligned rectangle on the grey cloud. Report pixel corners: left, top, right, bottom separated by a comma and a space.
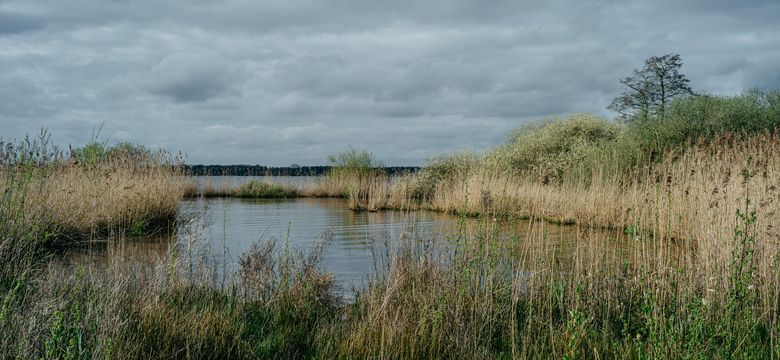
0, 12, 43, 34
147, 52, 244, 102
1, 0, 779, 165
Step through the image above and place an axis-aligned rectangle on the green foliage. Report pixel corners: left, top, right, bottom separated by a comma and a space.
126, 220, 148, 237
483, 114, 621, 183
605, 88, 780, 174
327, 146, 382, 170
411, 151, 478, 199
43, 304, 86, 360
414, 89, 780, 188
327, 146, 383, 178
71, 141, 151, 166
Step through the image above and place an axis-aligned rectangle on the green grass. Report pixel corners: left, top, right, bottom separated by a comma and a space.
597, 89, 780, 180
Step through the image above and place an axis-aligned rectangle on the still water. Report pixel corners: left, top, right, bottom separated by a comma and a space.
71, 180, 592, 295
181, 197, 460, 291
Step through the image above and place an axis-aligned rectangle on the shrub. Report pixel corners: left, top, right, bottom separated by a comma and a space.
484, 114, 621, 183
327, 146, 383, 177
411, 151, 478, 200
71, 141, 154, 166
607, 88, 780, 173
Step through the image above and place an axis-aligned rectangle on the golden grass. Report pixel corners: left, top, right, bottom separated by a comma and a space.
322, 210, 780, 358
375, 131, 780, 320
297, 171, 394, 212
4, 145, 779, 357
0, 157, 188, 240
298, 175, 350, 197
196, 177, 235, 197
394, 131, 779, 233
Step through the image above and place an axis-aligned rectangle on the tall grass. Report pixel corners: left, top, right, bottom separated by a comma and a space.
593, 88, 780, 182
0, 232, 340, 358
0, 132, 188, 244
298, 147, 392, 211
232, 180, 298, 198
3, 191, 776, 358
391, 90, 780, 229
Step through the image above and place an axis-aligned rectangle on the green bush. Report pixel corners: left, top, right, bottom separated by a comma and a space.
71, 141, 152, 166
328, 147, 382, 172
411, 151, 478, 200
606, 89, 780, 173
484, 114, 621, 183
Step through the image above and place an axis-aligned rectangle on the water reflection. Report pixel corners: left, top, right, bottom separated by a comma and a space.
69, 197, 616, 295
182, 197, 458, 291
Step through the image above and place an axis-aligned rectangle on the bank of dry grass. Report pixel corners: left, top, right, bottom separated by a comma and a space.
0, 137, 188, 243
419, 131, 779, 231
4, 204, 777, 358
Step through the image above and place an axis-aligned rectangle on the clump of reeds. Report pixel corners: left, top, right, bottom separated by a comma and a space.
232, 180, 298, 198
0, 225, 340, 358
198, 177, 235, 197
297, 147, 393, 211
322, 185, 778, 358
0, 131, 188, 244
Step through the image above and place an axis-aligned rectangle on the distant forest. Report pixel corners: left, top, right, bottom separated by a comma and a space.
184, 165, 419, 176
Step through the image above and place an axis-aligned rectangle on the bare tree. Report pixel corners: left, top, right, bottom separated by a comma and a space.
608, 54, 693, 120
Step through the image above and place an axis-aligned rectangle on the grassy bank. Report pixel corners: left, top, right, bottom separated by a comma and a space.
2, 193, 778, 358
0, 133, 187, 245
349, 91, 780, 236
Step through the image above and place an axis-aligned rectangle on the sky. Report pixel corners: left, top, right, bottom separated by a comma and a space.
1, 0, 779, 165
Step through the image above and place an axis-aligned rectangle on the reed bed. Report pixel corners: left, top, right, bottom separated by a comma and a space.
3, 197, 777, 358
297, 175, 353, 197
3, 91, 778, 357
231, 180, 298, 198
411, 131, 780, 241
0, 148, 187, 243
196, 177, 235, 197
2, 137, 778, 357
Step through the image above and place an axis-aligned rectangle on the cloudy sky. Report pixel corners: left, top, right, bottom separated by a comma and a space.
1, 0, 778, 165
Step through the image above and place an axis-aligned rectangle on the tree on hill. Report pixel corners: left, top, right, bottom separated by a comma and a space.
608, 53, 694, 120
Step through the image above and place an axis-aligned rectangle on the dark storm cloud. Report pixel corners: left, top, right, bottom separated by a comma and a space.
147, 51, 244, 102
0, 11, 43, 34
1, 0, 779, 165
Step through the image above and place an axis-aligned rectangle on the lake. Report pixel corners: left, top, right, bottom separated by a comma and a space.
70, 178, 594, 297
